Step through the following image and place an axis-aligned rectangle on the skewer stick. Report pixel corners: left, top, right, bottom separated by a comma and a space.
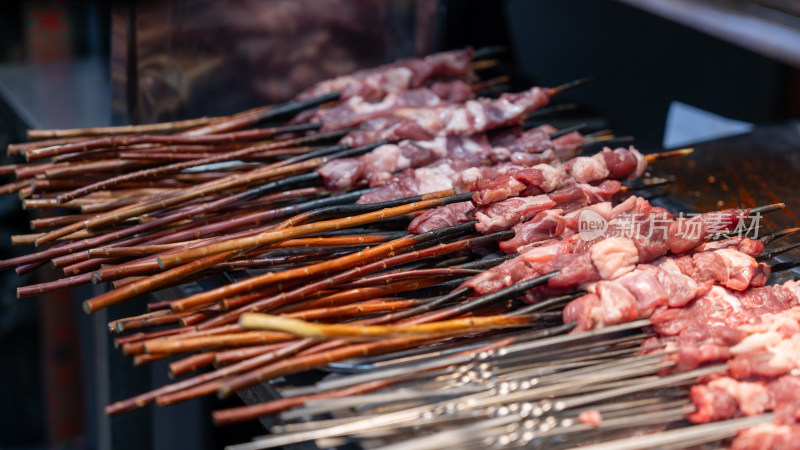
643, 147, 693, 162
24, 123, 322, 161
169, 220, 478, 314
83, 198, 470, 313
52, 129, 344, 205
36, 140, 382, 246
548, 77, 593, 95
104, 339, 315, 415
755, 242, 800, 261
471, 59, 498, 71
27, 116, 222, 140
181, 91, 340, 137
759, 227, 800, 245
469, 75, 510, 93
238, 312, 548, 339
156, 191, 471, 270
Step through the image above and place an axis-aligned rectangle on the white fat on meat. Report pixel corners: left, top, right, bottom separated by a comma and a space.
715, 248, 758, 291
417, 136, 449, 157
563, 202, 613, 230
362, 144, 402, 182
589, 238, 639, 280
382, 67, 413, 90
395, 108, 441, 133
628, 147, 648, 181
460, 135, 490, 158
596, 281, 639, 325
521, 241, 568, 263
458, 167, 484, 189
609, 195, 638, 217
466, 101, 487, 131
347, 94, 395, 116
703, 285, 744, 323
493, 97, 525, 121
414, 165, 457, 193
531, 163, 569, 192
567, 153, 610, 184
707, 377, 770, 416
445, 108, 472, 134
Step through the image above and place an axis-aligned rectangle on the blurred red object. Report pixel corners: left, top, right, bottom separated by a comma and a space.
24, 0, 74, 62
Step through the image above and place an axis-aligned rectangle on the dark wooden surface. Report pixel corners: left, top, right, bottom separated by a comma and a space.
654, 120, 800, 261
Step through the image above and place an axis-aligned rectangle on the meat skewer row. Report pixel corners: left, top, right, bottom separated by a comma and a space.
9, 146, 664, 302
239, 234, 782, 343
322, 123, 587, 198
20, 79, 572, 242
1, 84, 576, 256
219, 245, 800, 443
406, 147, 690, 235
149, 144, 658, 272
115, 146, 674, 318
101, 208, 777, 417
294, 47, 476, 102
25, 75, 488, 165
291, 79, 478, 131
460, 198, 782, 297
100, 234, 788, 430
338, 78, 590, 148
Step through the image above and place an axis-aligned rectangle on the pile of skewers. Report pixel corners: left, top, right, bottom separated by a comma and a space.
2, 46, 799, 449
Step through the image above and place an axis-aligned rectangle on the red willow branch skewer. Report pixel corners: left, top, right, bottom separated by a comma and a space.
33, 138, 375, 247
51, 127, 345, 206
83, 194, 379, 283
81, 191, 471, 313
26, 115, 225, 140
164, 208, 474, 314
238, 312, 542, 339
105, 265, 530, 411
179, 228, 506, 330
24, 123, 323, 161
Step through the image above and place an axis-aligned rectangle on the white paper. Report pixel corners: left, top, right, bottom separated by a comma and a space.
663, 101, 754, 149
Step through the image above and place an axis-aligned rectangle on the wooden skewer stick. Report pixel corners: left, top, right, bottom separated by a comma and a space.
239, 312, 541, 339
24, 123, 322, 161
643, 147, 693, 162
167, 219, 475, 314
156, 190, 470, 270
27, 116, 222, 140
52, 128, 344, 205
188, 229, 502, 329
35, 140, 378, 246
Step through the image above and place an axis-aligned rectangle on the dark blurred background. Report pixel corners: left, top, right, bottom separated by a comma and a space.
0, 1, 798, 449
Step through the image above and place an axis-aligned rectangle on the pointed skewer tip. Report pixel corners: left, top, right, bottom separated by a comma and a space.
751, 202, 785, 215
758, 227, 800, 245
644, 148, 694, 163
549, 77, 593, 95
